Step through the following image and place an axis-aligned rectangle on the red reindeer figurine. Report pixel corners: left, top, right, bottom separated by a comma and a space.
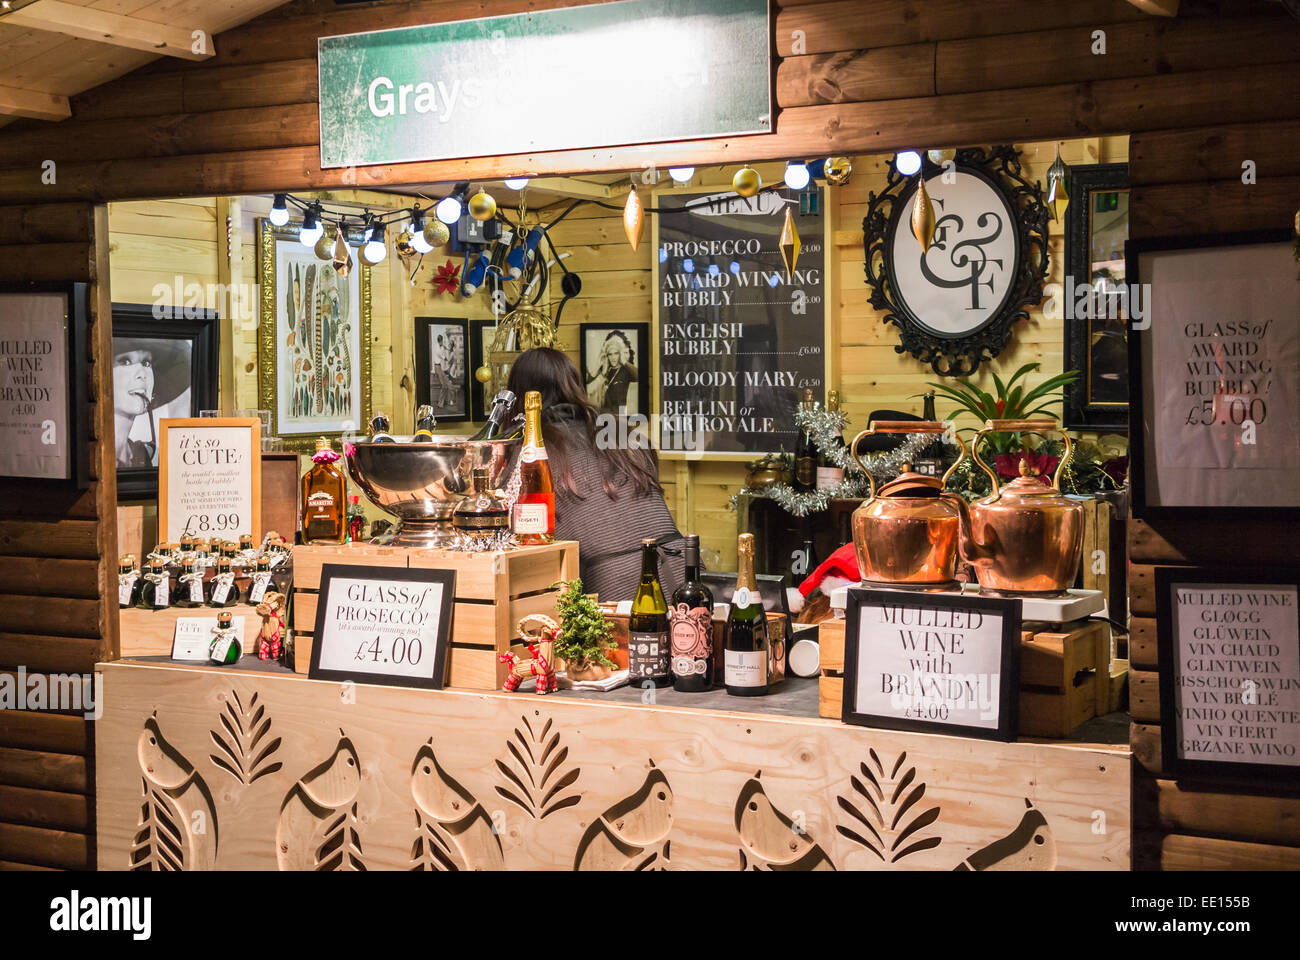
499, 614, 559, 695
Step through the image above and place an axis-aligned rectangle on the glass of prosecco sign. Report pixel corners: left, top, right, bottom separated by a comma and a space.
317, 0, 771, 168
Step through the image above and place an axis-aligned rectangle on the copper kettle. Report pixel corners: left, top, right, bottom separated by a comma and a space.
849, 421, 967, 586
952, 419, 1084, 595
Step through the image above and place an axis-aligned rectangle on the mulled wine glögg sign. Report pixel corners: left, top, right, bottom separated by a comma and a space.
158, 417, 261, 543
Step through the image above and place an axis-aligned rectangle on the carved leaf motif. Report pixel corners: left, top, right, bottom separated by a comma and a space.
494, 714, 582, 820
410, 811, 460, 872
209, 690, 283, 786
835, 750, 942, 864
130, 779, 185, 871
316, 802, 366, 871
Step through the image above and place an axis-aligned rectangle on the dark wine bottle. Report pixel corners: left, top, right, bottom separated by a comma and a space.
725, 533, 769, 697
629, 538, 672, 687
794, 387, 817, 492
412, 404, 437, 441
368, 413, 396, 442
669, 534, 715, 692
469, 389, 516, 441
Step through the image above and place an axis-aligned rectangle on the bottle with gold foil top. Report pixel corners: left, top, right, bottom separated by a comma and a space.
302, 436, 346, 544
511, 390, 555, 544
176, 557, 206, 607
453, 467, 509, 539
138, 557, 171, 610
208, 611, 242, 665
412, 404, 437, 441
794, 387, 817, 492
118, 555, 141, 608
725, 533, 769, 697
817, 389, 846, 491
207, 557, 241, 607
246, 556, 275, 605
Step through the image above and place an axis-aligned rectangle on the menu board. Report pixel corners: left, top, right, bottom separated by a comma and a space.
158, 418, 261, 543
1162, 572, 1300, 778
655, 187, 826, 457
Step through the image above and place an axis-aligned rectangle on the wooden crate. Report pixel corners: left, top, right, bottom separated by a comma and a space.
818, 616, 1113, 739
119, 604, 264, 658
260, 451, 301, 541
289, 540, 579, 690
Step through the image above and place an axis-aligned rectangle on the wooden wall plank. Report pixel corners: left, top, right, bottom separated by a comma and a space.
0, 634, 104, 674
0, 483, 101, 522
1131, 175, 1300, 236
1130, 517, 1300, 565
1130, 120, 1300, 186
0, 784, 91, 833
1162, 833, 1300, 870
0, 521, 100, 560
0, 712, 89, 755
0, 244, 95, 283
775, 44, 936, 107
1130, 668, 1160, 723
1154, 779, 1300, 847
0, 822, 91, 870
0, 203, 93, 244
1131, 722, 1162, 775
0, 558, 100, 599
0, 747, 88, 794
1130, 616, 1157, 670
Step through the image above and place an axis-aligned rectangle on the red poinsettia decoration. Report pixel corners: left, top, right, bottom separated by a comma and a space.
433, 259, 461, 296
994, 450, 1060, 485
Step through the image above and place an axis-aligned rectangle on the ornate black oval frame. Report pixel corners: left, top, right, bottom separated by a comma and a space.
862, 144, 1050, 377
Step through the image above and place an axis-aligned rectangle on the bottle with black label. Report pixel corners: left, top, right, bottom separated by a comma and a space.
413, 404, 437, 441
469, 390, 516, 441
669, 534, 714, 692
629, 538, 672, 687
817, 389, 846, 491
726, 533, 769, 697
794, 387, 817, 491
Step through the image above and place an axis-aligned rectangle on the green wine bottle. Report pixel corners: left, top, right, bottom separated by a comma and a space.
725, 533, 769, 697
208, 611, 242, 665
629, 538, 672, 687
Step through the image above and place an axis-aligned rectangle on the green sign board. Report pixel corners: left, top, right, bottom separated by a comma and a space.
317, 0, 772, 169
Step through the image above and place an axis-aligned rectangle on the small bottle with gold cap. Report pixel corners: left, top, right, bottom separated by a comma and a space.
138, 557, 171, 610
118, 555, 141, 608
176, 556, 206, 607
208, 610, 242, 665
207, 556, 241, 607
302, 437, 346, 544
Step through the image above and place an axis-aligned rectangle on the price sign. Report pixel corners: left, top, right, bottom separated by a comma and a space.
841, 589, 1021, 741
309, 564, 455, 689
158, 418, 261, 544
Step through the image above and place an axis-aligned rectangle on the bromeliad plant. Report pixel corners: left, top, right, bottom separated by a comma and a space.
923, 362, 1080, 454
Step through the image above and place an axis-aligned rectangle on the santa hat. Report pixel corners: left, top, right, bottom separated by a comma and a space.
786, 543, 860, 614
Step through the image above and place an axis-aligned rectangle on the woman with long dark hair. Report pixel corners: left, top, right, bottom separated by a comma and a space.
506, 347, 685, 600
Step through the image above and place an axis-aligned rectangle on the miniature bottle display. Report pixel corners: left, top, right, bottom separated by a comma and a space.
138, 557, 170, 609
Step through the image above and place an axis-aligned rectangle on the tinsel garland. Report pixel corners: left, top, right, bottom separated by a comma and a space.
449, 529, 520, 552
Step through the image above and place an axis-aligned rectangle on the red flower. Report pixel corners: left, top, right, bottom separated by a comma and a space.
1102, 456, 1129, 486
994, 451, 1060, 484
994, 398, 1007, 418
433, 259, 461, 296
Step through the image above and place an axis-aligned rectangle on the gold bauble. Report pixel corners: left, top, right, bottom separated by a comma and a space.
824, 156, 852, 185
314, 231, 334, 260
474, 365, 492, 384
468, 189, 497, 221
394, 230, 416, 258
732, 166, 762, 198
911, 176, 936, 253
928, 148, 957, 165
423, 219, 450, 249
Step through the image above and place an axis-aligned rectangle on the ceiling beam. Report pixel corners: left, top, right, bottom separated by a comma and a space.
0, 83, 71, 122
1124, 0, 1180, 14
3, 0, 216, 61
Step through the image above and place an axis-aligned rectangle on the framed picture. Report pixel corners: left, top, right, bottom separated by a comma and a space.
841, 588, 1021, 741
0, 282, 90, 488
1127, 229, 1299, 519
112, 303, 218, 501
581, 322, 648, 417
257, 220, 372, 453
414, 317, 470, 424
1156, 566, 1300, 781
309, 563, 455, 690
1064, 163, 1129, 432
469, 318, 496, 422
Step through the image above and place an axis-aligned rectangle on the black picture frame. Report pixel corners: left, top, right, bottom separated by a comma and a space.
580, 321, 650, 418
1063, 163, 1129, 432
841, 588, 1021, 741
0, 281, 90, 489
309, 563, 455, 690
1156, 566, 1300, 782
862, 145, 1050, 377
112, 302, 219, 501
468, 318, 496, 422
1126, 228, 1298, 521
414, 316, 470, 424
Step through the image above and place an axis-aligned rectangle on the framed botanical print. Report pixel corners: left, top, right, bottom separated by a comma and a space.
469, 318, 496, 422
257, 221, 372, 452
112, 303, 219, 500
414, 316, 470, 424
1064, 163, 1129, 431
581, 322, 648, 417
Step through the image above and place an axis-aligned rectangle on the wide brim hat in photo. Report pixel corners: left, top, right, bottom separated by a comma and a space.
113, 337, 192, 409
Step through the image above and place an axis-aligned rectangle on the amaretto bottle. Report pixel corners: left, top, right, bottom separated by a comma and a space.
511, 390, 555, 544
301, 436, 346, 544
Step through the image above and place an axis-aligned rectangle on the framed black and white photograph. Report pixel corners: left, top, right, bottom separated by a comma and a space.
469, 318, 496, 422
112, 303, 219, 501
0, 282, 90, 489
842, 588, 1021, 741
1156, 567, 1300, 781
1127, 229, 1299, 519
309, 563, 456, 690
1064, 163, 1129, 431
580, 322, 648, 417
414, 316, 469, 423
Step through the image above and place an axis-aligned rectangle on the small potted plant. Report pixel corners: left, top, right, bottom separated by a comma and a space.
552, 578, 618, 681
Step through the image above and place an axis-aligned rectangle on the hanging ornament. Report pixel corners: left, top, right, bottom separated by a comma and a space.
1046, 147, 1070, 222
314, 229, 334, 261
732, 165, 762, 198
778, 207, 801, 275
468, 189, 497, 221
824, 156, 853, 186
423, 219, 450, 249
623, 184, 645, 251
331, 228, 353, 277
433, 259, 461, 296
475, 365, 492, 384
911, 176, 936, 252
394, 229, 417, 259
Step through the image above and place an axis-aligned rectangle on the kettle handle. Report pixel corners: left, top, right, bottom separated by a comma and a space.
849, 420, 961, 499
972, 418, 1074, 494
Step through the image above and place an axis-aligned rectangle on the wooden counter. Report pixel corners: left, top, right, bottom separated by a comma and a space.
94, 656, 1130, 871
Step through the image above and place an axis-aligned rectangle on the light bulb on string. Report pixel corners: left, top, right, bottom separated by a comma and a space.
682, 258, 695, 274
668, 167, 695, 183
409, 208, 434, 254
436, 194, 463, 225
784, 161, 811, 191
503, 177, 529, 191
299, 206, 322, 247
360, 222, 386, 265
895, 151, 923, 176
269, 193, 289, 227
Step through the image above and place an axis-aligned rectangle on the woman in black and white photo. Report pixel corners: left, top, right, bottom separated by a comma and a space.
112, 337, 191, 469
586, 330, 639, 414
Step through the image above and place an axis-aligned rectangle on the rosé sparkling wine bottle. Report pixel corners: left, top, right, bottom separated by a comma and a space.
511, 390, 555, 544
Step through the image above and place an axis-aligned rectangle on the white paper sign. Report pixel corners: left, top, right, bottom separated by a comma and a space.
1171, 583, 1300, 767
312, 570, 451, 685
852, 594, 1009, 731
172, 615, 248, 662
160, 418, 260, 543
0, 293, 70, 480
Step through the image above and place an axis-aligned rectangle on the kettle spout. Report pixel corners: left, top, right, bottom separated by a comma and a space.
943, 492, 993, 564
